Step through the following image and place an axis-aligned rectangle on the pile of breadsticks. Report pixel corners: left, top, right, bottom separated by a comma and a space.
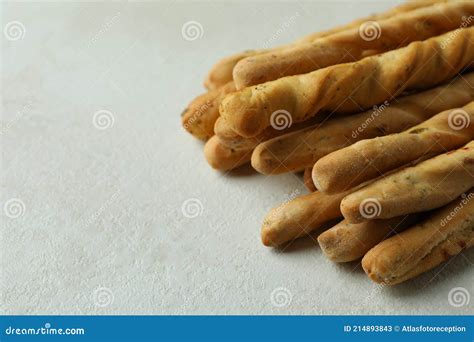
182, 0, 474, 285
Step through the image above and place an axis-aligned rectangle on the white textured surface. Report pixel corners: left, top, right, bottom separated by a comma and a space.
1, 1, 473, 315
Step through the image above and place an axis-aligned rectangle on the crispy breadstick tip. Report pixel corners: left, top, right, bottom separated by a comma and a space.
204, 136, 251, 171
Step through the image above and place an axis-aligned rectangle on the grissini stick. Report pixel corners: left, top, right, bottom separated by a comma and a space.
252, 73, 474, 174
210, 116, 322, 171
204, 0, 444, 90
234, 1, 472, 89
318, 215, 419, 263
261, 190, 350, 247
313, 101, 474, 193
203, 136, 252, 171
182, 81, 236, 141
191, 0, 450, 138
362, 191, 474, 285
341, 141, 474, 223
221, 27, 474, 138
215, 114, 322, 150
304, 168, 317, 192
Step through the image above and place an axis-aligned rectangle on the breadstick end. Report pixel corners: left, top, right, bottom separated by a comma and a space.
220, 90, 266, 138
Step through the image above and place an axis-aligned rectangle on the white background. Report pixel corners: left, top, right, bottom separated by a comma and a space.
1, 0, 472, 314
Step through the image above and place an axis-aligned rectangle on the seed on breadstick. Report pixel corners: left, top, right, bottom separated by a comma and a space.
313, 101, 474, 193
234, 1, 472, 89
261, 190, 350, 247
252, 73, 474, 175
341, 141, 474, 223
303, 168, 317, 192
221, 27, 474, 138
362, 191, 474, 285
203, 135, 252, 171
204, 0, 443, 90
318, 215, 419, 263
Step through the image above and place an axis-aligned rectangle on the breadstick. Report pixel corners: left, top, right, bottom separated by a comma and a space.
341, 141, 474, 223
233, 1, 473, 89
362, 191, 474, 285
318, 215, 419, 263
314, 101, 474, 193
182, 81, 236, 140
221, 27, 474, 138
204, 135, 252, 171
304, 168, 317, 192
261, 190, 349, 247
215, 114, 322, 150
252, 73, 474, 174
204, 0, 444, 89
210, 116, 321, 170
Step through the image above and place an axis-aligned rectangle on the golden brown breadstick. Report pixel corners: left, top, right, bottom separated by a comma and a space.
234, 1, 472, 89
182, 81, 236, 140
314, 102, 474, 193
261, 190, 350, 247
215, 114, 322, 151
221, 27, 474, 138
204, 136, 252, 171
204, 0, 444, 89
210, 116, 323, 170
318, 215, 419, 263
362, 191, 474, 285
341, 141, 474, 223
304, 168, 317, 192
252, 73, 474, 174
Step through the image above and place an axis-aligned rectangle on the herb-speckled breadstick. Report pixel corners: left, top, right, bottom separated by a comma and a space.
362, 191, 474, 285
182, 81, 236, 140
251, 73, 474, 175
233, 1, 471, 88
261, 190, 349, 247
341, 141, 474, 223
204, 135, 252, 171
221, 27, 474, 138
204, 0, 444, 89
313, 101, 474, 193
318, 215, 419, 263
